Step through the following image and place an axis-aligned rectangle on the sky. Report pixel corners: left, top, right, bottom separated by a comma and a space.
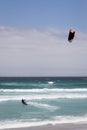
0, 0, 87, 77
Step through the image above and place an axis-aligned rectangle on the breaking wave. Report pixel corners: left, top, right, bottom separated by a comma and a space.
0, 115, 87, 129
0, 88, 87, 102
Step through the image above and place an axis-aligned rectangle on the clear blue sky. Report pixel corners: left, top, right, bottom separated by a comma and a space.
0, 0, 87, 32
0, 0, 87, 76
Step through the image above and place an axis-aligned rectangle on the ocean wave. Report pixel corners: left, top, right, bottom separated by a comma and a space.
0, 115, 87, 129
0, 88, 87, 102
0, 88, 87, 92
48, 81, 54, 84
0, 82, 41, 87
0, 81, 53, 87
0, 93, 87, 102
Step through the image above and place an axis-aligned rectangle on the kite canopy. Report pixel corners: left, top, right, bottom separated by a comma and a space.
68, 29, 75, 42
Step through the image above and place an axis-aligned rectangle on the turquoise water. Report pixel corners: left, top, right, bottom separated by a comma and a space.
0, 77, 87, 129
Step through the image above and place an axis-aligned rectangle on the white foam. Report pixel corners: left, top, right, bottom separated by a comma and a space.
0, 94, 87, 103
0, 115, 87, 129
0, 88, 87, 93
0, 88, 87, 103
48, 81, 54, 84
0, 88, 87, 102
27, 102, 57, 110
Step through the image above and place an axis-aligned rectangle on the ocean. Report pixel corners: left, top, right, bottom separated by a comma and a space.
0, 77, 87, 129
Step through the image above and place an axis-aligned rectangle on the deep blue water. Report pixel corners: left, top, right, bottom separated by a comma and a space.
0, 77, 87, 129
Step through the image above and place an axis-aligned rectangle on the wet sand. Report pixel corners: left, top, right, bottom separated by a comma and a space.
3, 123, 87, 130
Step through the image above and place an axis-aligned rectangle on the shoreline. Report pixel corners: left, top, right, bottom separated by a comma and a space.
2, 123, 87, 130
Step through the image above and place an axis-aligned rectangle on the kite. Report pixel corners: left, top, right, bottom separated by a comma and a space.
68, 29, 75, 42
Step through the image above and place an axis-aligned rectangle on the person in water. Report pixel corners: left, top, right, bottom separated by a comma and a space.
21, 98, 28, 105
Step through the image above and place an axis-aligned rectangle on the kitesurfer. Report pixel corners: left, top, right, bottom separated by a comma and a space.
21, 98, 28, 105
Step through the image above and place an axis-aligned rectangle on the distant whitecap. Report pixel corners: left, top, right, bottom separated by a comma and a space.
48, 81, 53, 84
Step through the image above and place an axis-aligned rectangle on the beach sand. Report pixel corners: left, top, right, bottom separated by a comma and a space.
3, 123, 87, 130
